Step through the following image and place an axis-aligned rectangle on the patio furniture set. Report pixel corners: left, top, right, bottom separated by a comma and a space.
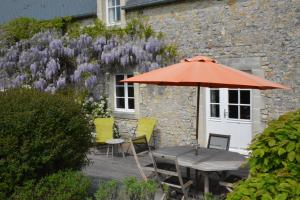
93, 117, 246, 199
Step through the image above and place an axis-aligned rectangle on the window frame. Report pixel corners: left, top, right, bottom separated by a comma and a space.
114, 74, 135, 113
209, 89, 220, 118
228, 89, 251, 120
106, 0, 121, 26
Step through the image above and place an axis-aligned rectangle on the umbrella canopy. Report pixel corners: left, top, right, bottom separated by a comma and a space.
121, 56, 288, 89
121, 55, 288, 141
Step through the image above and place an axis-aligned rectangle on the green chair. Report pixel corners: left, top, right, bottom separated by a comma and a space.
94, 118, 114, 144
135, 118, 157, 145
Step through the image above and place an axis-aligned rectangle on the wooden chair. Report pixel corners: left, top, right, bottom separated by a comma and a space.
207, 133, 231, 150
151, 152, 193, 200
130, 135, 174, 181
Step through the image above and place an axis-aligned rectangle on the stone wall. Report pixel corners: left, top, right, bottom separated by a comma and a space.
122, 0, 300, 146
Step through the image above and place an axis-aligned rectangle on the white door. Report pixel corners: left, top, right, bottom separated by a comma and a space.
205, 88, 252, 154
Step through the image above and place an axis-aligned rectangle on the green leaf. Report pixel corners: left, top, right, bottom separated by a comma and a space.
287, 151, 296, 162
278, 148, 286, 156
268, 139, 276, 147
274, 193, 288, 200
296, 154, 300, 162
286, 142, 295, 152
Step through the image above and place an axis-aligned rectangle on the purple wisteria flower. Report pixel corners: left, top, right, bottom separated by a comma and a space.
85, 75, 97, 91
33, 78, 46, 90
45, 58, 60, 80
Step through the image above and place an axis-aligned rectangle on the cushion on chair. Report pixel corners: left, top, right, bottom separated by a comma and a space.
94, 118, 114, 144
136, 118, 157, 143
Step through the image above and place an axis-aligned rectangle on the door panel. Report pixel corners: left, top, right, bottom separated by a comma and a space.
206, 88, 252, 154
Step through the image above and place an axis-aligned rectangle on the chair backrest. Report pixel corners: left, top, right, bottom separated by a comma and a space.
94, 118, 114, 144
135, 118, 157, 143
130, 135, 151, 181
207, 133, 231, 150
151, 152, 184, 189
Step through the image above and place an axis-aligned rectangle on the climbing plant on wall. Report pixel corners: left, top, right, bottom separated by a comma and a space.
0, 17, 177, 93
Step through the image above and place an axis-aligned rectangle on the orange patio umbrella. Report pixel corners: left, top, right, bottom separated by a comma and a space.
122, 55, 288, 139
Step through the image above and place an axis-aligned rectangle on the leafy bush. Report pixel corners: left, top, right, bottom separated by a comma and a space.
94, 177, 157, 200
10, 170, 91, 200
0, 89, 92, 198
94, 180, 119, 200
227, 109, 300, 200
123, 177, 157, 200
0, 17, 71, 44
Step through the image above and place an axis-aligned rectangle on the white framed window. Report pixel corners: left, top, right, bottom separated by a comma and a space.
106, 0, 121, 25
210, 89, 220, 118
115, 74, 135, 112
228, 89, 251, 120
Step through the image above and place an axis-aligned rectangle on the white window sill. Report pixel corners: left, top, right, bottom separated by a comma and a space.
106, 22, 122, 27
113, 110, 136, 119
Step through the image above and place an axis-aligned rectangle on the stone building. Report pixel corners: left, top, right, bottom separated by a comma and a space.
97, 0, 300, 154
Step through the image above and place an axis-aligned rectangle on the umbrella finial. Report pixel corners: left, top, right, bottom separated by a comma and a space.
181, 55, 217, 63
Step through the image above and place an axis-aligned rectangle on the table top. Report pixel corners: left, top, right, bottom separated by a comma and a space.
154, 146, 246, 172
106, 138, 124, 144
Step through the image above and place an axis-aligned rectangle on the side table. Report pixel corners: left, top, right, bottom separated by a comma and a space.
106, 138, 125, 158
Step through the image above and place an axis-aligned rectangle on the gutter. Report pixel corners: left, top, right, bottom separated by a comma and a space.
122, 0, 178, 10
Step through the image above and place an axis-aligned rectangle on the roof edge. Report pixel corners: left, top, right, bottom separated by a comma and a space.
123, 0, 178, 10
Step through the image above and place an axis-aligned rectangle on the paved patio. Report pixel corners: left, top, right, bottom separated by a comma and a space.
81, 148, 249, 198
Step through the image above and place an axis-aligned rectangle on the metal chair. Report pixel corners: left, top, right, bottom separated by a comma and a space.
130, 135, 174, 181
207, 133, 231, 150
151, 152, 193, 200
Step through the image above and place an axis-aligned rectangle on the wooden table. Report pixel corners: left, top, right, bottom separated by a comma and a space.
154, 146, 245, 193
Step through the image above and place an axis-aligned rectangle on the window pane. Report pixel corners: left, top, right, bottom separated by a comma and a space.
229, 105, 238, 119
240, 106, 250, 119
116, 98, 125, 109
116, 0, 120, 6
108, 0, 113, 7
115, 75, 124, 86
128, 86, 134, 97
116, 86, 124, 97
240, 90, 250, 104
128, 98, 135, 109
229, 90, 238, 104
210, 104, 220, 118
116, 6, 121, 21
210, 90, 219, 103
108, 8, 115, 23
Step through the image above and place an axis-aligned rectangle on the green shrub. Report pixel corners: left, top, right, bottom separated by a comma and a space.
227, 109, 300, 200
94, 177, 158, 200
248, 109, 300, 175
10, 170, 91, 200
123, 177, 157, 200
94, 180, 119, 200
0, 89, 92, 198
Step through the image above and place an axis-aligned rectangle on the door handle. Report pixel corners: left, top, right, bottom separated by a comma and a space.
224, 109, 228, 118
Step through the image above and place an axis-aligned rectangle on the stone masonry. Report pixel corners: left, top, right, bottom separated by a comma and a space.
118, 0, 300, 147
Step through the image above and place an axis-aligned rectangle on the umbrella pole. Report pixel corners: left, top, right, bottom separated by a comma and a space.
196, 85, 200, 141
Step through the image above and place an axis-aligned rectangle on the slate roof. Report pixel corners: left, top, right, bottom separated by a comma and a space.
123, 0, 178, 10
0, 0, 97, 24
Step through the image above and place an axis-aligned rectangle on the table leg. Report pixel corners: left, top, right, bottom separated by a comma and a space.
203, 172, 209, 194
120, 143, 125, 158
111, 144, 114, 158
106, 145, 110, 157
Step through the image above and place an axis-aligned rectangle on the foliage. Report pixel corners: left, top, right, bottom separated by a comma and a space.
10, 170, 91, 200
94, 180, 119, 200
0, 17, 72, 44
0, 18, 176, 93
123, 177, 157, 200
94, 177, 158, 200
0, 88, 92, 198
227, 109, 300, 200
248, 109, 300, 174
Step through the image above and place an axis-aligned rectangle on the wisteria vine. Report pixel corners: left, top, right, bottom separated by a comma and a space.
0, 28, 170, 93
